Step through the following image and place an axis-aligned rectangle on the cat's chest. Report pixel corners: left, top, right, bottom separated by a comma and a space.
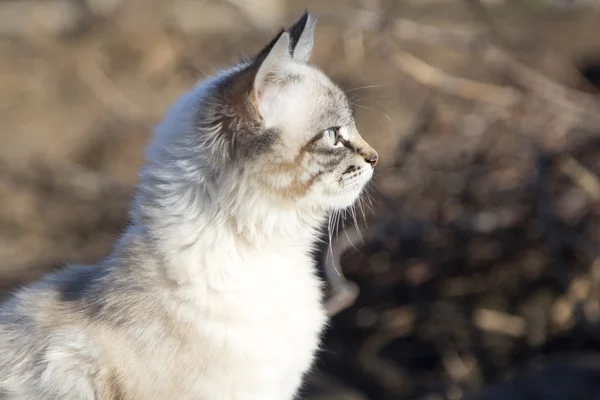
199, 250, 327, 348
143, 251, 327, 399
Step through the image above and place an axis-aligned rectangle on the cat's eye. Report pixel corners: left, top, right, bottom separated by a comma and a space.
322, 127, 341, 145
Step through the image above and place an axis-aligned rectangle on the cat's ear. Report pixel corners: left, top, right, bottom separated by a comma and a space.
251, 31, 291, 110
287, 12, 317, 64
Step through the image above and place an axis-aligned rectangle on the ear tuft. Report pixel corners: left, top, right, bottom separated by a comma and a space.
287, 12, 316, 64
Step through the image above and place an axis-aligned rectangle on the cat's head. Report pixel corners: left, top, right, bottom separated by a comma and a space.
188, 13, 378, 212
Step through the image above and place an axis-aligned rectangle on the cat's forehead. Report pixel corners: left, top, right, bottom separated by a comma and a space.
282, 64, 353, 126
289, 64, 346, 99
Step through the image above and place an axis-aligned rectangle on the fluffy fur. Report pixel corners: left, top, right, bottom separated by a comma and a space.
0, 13, 378, 400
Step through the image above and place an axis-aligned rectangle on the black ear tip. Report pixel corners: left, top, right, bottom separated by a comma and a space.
253, 11, 314, 65
287, 11, 312, 49
292, 11, 309, 29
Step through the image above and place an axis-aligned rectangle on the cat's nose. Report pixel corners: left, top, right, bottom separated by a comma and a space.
364, 151, 378, 167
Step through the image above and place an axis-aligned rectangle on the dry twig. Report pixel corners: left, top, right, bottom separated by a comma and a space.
323, 225, 363, 317
391, 48, 520, 108
358, 326, 413, 395
473, 308, 527, 338
557, 155, 600, 203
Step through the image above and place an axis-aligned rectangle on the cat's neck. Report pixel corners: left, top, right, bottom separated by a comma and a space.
127, 146, 325, 282
136, 162, 325, 246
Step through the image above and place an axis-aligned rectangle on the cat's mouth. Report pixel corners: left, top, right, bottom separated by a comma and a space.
326, 166, 373, 209
339, 166, 373, 188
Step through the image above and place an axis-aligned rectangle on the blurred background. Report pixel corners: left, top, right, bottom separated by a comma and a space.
3, 0, 600, 398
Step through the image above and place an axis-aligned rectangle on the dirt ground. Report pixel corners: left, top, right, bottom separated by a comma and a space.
3, 0, 600, 399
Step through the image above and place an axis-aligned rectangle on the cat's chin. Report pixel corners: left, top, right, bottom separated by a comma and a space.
322, 187, 368, 212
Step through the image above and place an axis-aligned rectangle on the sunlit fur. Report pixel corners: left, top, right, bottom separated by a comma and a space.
0, 13, 377, 400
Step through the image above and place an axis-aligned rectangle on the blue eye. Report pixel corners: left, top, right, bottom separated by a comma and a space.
322, 127, 340, 144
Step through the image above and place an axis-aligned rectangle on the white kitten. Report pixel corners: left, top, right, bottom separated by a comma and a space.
0, 13, 378, 400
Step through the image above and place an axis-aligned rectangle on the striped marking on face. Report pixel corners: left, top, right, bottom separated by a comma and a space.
261, 125, 375, 199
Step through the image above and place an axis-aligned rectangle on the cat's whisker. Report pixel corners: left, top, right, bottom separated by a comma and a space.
353, 97, 390, 113
349, 95, 367, 104
334, 209, 342, 239
345, 84, 385, 94
357, 194, 368, 227
371, 180, 382, 191
364, 185, 377, 209
351, 94, 390, 105
327, 213, 333, 257
327, 212, 342, 277
369, 195, 379, 207
352, 103, 393, 123
351, 99, 392, 122
342, 223, 362, 255
360, 94, 390, 98
352, 205, 363, 243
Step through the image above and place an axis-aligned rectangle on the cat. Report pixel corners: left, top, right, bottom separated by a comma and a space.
0, 12, 378, 400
